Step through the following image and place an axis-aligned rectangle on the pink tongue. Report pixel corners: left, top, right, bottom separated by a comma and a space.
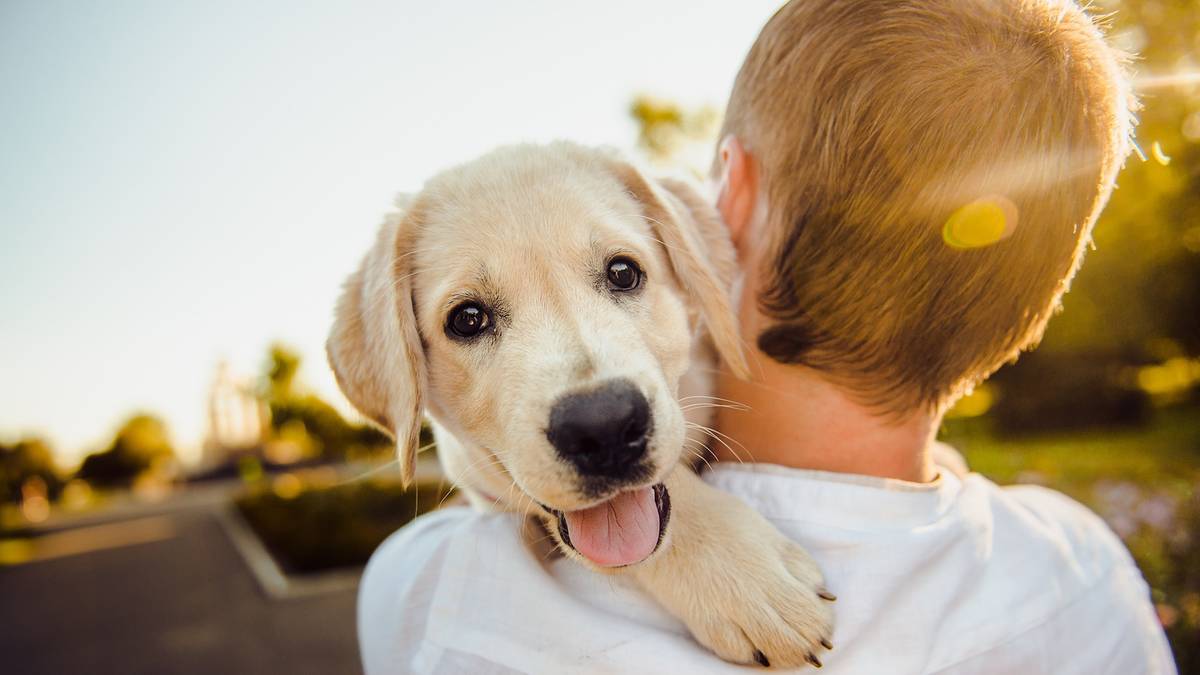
563, 487, 660, 567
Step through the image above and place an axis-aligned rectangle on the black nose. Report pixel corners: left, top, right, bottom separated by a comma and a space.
546, 379, 651, 478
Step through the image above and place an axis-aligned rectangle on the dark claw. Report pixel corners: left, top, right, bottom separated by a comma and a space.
754, 650, 770, 667
817, 588, 837, 602
806, 653, 823, 668
820, 638, 834, 650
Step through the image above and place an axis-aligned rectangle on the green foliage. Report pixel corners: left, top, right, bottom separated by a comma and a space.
268, 395, 391, 460
981, 0, 1200, 430
1163, 493, 1200, 674
1035, 1, 1200, 358
261, 343, 391, 461
265, 343, 301, 401
76, 414, 175, 488
942, 406, 1199, 497
630, 94, 720, 171
988, 351, 1150, 435
235, 478, 452, 574
0, 438, 62, 505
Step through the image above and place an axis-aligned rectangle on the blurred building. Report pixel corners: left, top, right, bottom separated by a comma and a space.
201, 361, 266, 469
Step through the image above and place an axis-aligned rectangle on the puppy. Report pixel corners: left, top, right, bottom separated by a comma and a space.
328, 142, 834, 667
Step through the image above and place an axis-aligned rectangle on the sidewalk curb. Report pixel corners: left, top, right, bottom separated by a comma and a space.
214, 505, 361, 600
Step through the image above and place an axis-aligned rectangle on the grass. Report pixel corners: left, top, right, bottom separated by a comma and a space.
942, 404, 1200, 501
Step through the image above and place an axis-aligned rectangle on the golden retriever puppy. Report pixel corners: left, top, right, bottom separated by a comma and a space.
328, 142, 834, 667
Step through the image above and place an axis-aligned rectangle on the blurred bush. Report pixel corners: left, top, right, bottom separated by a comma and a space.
1162, 493, 1200, 674
0, 437, 62, 505
235, 476, 452, 574
1095, 478, 1200, 674
75, 414, 177, 489
987, 351, 1151, 436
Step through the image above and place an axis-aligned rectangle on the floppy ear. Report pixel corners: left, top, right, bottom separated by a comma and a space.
607, 159, 750, 379
327, 202, 427, 485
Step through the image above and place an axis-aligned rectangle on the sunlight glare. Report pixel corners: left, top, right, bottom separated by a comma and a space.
1134, 71, 1200, 91
942, 196, 1017, 250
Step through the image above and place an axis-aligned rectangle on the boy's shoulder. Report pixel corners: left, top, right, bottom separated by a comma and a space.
932, 443, 1134, 579
980, 477, 1136, 574
924, 474, 1175, 673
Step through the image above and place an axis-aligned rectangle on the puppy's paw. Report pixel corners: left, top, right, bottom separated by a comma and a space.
631, 468, 835, 668
685, 538, 835, 668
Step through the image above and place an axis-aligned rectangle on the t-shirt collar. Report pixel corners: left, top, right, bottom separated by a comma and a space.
701, 455, 964, 530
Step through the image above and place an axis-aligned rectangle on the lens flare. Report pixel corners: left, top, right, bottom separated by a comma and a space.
942, 196, 1018, 250
1151, 141, 1171, 166
1134, 72, 1200, 91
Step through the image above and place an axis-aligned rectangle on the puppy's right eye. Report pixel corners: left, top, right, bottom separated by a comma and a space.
606, 257, 642, 292
447, 303, 491, 339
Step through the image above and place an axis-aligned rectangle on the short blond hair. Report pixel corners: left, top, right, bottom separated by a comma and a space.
721, 0, 1135, 413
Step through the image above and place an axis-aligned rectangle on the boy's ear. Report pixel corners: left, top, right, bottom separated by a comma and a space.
327, 202, 427, 485
605, 157, 750, 379
715, 135, 758, 252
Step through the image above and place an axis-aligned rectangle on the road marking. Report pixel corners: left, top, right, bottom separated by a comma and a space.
0, 516, 177, 565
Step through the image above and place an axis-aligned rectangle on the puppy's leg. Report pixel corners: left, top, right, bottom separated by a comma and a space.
631, 466, 834, 668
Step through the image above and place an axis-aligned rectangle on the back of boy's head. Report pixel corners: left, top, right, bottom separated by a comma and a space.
721, 0, 1135, 414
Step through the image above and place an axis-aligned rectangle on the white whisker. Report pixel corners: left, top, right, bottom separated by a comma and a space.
686, 420, 752, 463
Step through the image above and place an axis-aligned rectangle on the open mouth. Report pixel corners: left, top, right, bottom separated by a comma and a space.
545, 483, 670, 567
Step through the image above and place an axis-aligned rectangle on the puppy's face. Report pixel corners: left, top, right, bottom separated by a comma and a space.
413, 150, 693, 511
329, 143, 745, 568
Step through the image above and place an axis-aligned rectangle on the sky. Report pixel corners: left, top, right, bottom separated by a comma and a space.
0, 0, 784, 466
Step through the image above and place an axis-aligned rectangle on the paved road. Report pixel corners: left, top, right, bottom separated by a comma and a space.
1, 509, 362, 675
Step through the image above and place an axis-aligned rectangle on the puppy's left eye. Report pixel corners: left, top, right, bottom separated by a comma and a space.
606, 257, 642, 292
447, 302, 492, 340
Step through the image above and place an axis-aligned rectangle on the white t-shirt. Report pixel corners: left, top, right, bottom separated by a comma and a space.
357, 461, 1176, 674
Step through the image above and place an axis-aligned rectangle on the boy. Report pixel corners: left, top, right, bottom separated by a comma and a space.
358, 0, 1175, 672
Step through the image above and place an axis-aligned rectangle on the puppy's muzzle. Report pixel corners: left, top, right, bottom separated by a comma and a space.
546, 378, 651, 480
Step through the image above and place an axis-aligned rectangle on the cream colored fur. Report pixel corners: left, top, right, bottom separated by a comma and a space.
328, 142, 833, 667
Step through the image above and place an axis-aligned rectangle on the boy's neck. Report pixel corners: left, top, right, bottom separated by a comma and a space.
712, 359, 940, 483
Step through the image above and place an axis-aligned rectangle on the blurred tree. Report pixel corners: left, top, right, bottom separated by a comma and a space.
261, 343, 390, 461
0, 437, 62, 504
76, 414, 176, 488
630, 95, 720, 173
266, 343, 301, 401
